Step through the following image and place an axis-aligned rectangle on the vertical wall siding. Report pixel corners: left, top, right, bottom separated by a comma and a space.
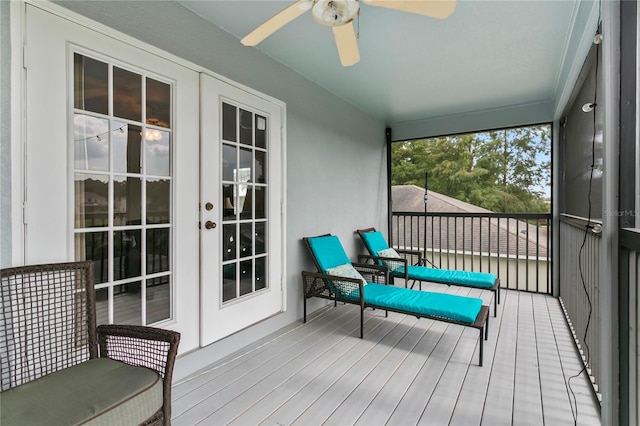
620, 228, 640, 425
627, 248, 638, 425
558, 218, 601, 399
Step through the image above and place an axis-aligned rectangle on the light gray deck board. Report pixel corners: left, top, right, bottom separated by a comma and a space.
448, 284, 506, 426
512, 292, 544, 424
354, 320, 447, 425
481, 289, 519, 425
265, 310, 408, 426
172, 288, 601, 426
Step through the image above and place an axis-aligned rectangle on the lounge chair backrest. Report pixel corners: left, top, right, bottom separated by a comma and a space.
360, 230, 390, 256
306, 235, 351, 272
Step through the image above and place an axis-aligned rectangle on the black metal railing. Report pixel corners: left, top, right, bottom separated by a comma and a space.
391, 212, 552, 294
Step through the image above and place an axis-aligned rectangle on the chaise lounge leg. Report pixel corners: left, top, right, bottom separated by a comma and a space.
304, 297, 307, 323
479, 328, 484, 367
485, 316, 489, 340
493, 290, 497, 317
360, 308, 364, 338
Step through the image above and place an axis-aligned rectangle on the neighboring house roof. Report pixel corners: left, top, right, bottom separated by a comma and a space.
391, 185, 549, 258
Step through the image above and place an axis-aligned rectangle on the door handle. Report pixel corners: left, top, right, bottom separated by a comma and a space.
205, 221, 217, 230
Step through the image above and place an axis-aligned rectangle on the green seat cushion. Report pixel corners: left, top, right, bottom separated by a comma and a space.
1, 357, 162, 426
362, 284, 483, 324
394, 265, 497, 289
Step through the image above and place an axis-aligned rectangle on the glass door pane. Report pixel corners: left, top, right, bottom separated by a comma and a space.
220, 101, 269, 304
73, 52, 173, 326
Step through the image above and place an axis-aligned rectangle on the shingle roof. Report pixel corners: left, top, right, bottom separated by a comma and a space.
391, 185, 549, 258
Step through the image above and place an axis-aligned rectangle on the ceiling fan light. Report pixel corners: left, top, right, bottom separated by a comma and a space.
312, 0, 360, 27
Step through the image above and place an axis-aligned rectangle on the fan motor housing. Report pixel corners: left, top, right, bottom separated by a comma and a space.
312, 0, 360, 27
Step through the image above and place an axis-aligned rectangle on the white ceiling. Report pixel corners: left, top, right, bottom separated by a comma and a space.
178, 0, 593, 126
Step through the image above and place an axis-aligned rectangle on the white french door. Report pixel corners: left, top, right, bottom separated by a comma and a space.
24, 4, 200, 351
200, 74, 285, 346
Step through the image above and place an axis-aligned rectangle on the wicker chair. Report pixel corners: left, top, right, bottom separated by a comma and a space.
0, 261, 180, 425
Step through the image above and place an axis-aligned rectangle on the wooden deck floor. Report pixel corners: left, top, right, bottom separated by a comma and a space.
172, 286, 601, 425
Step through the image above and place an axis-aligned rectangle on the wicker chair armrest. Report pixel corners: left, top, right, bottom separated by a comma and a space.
97, 325, 180, 425
352, 262, 389, 284
301, 270, 365, 307
357, 254, 374, 264
395, 248, 424, 266
357, 253, 410, 267
97, 325, 180, 379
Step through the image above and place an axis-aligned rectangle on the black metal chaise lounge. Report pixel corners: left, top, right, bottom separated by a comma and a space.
301, 234, 489, 366
356, 227, 501, 317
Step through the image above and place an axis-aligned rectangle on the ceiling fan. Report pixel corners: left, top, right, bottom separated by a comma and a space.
241, 0, 457, 67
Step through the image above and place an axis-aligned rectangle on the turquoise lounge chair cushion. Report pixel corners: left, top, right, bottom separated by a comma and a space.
396, 265, 497, 289
306, 235, 351, 272
363, 284, 482, 324
361, 231, 389, 254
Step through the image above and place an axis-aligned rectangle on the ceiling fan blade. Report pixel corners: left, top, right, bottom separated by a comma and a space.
363, 0, 457, 19
241, 0, 312, 46
332, 22, 360, 67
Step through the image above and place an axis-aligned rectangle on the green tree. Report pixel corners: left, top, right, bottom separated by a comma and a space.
391, 125, 550, 213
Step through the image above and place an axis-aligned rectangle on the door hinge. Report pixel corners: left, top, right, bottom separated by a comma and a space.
22, 201, 27, 225
22, 45, 27, 69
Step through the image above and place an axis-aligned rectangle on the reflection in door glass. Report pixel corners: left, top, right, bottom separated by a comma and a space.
240, 109, 253, 146
146, 179, 170, 224
74, 114, 109, 171
113, 283, 142, 325
239, 185, 253, 220
222, 263, 237, 303
113, 67, 142, 122
255, 186, 266, 219
113, 122, 142, 174
223, 184, 235, 220
239, 259, 253, 296
255, 151, 267, 183
146, 78, 171, 128
240, 222, 253, 257
255, 222, 266, 255
114, 229, 142, 280
113, 176, 142, 226
145, 129, 170, 176
223, 223, 236, 262
73, 52, 172, 326
255, 115, 267, 149
239, 147, 253, 182
146, 277, 170, 324
222, 144, 237, 181
255, 257, 266, 291
74, 54, 108, 114
147, 228, 170, 274
222, 103, 237, 142
74, 173, 108, 228
75, 232, 108, 284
